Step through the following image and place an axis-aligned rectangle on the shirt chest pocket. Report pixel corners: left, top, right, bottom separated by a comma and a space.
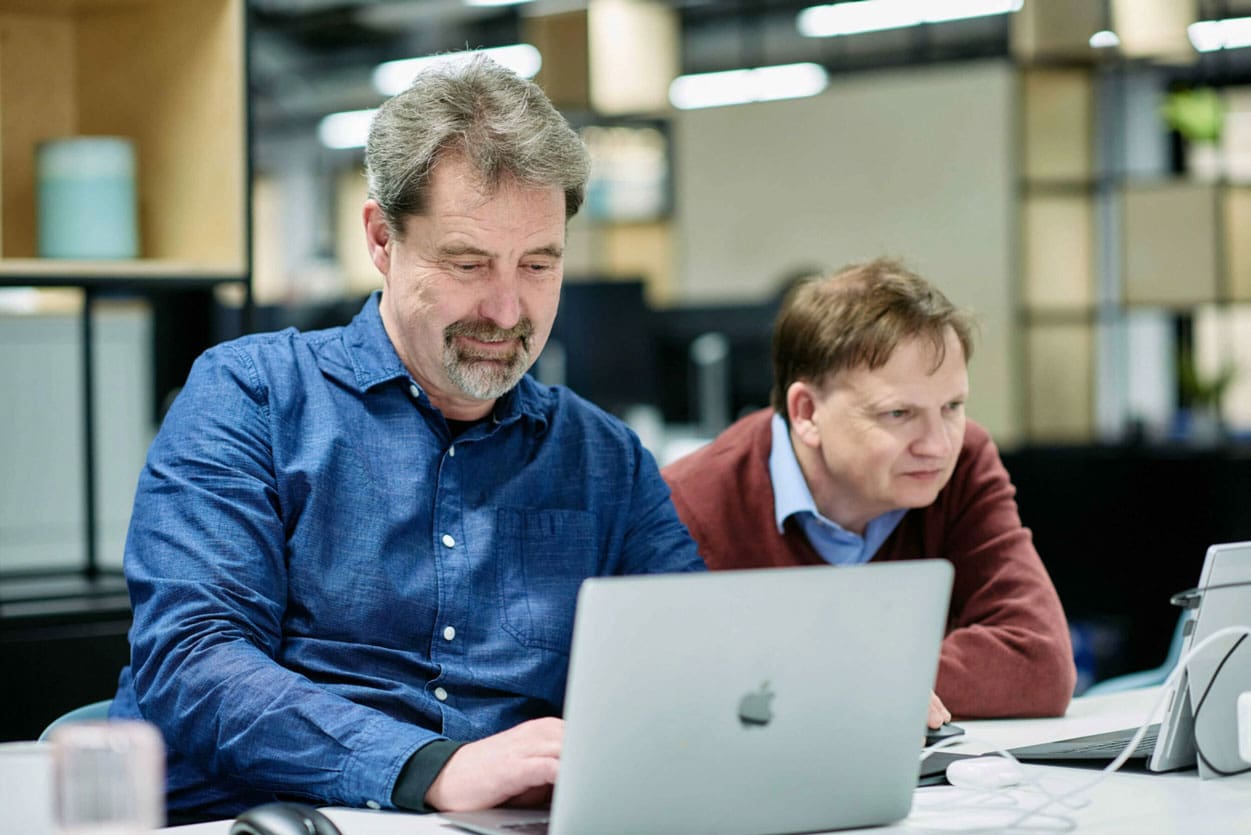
496, 508, 600, 654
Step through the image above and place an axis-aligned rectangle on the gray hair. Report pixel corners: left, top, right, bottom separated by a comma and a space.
365, 55, 591, 232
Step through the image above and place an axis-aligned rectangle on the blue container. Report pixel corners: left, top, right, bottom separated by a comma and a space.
37, 137, 139, 259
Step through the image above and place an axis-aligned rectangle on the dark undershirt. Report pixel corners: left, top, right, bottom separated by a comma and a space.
391, 739, 467, 812
445, 417, 481, 438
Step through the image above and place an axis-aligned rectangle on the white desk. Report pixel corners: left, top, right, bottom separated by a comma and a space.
154, 688, 1251, 834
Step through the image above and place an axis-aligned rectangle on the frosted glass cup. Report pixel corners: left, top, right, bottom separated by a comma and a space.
36, 136, 140, 259
50, 720, 165, 834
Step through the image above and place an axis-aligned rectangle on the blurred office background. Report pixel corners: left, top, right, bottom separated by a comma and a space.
2, 0, 1251, 738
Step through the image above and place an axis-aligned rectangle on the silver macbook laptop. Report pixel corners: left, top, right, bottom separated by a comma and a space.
444, 560, 954, 835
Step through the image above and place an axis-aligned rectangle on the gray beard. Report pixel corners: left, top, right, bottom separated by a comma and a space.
444, 347, 529, 400
442, 318, 534, 400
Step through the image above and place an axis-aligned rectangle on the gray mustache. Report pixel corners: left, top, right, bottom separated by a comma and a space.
444, 319, 534, 350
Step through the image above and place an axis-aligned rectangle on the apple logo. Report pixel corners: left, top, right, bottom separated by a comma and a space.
737, 681, 775, 727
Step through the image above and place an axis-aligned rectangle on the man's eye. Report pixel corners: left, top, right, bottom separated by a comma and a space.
885, 409, 909, 420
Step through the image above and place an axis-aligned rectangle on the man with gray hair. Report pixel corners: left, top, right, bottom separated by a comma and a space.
111, 56, 702, 821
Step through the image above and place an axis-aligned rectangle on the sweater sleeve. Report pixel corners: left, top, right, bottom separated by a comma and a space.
927, 428, 1076, 718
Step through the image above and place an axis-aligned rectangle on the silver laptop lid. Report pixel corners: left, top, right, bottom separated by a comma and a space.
1176, 540, 1251, 778
549, 560, 953, 835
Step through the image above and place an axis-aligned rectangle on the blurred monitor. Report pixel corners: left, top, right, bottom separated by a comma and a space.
540, 279, 658, 417
653, 302, 777, 427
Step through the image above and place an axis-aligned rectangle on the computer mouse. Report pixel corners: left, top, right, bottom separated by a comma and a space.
945, 755, 1025, 790
925, 722, 966, 746
229, 801, 343, 835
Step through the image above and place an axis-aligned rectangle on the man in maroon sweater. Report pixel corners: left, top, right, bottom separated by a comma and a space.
662, 258, 1075, 721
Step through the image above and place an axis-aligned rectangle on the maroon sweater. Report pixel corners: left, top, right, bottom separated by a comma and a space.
662, 409, 1075, 719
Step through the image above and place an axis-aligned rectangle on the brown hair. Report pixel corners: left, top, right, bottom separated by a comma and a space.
770, 257, 976, 417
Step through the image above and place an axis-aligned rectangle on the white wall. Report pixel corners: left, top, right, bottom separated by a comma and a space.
671, 60, 1019, 441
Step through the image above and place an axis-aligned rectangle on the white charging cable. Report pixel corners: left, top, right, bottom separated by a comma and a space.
917, 734, 1082, 832
916, 624, 1251, 832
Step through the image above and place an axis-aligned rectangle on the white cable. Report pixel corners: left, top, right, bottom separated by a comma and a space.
916, 624, 1251, 832
918, 735, 1082, 832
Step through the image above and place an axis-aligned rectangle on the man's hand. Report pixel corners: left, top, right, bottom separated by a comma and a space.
928, 690, 952, 730
425, 717, 563, 812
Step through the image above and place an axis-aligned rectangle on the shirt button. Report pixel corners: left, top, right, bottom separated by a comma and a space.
448, 445, 456, 457
443, 625, 456, 641
365, 800, 381, 810
441, 534, 456, 548
434, 687, 448, 702
409, 383, 420, 399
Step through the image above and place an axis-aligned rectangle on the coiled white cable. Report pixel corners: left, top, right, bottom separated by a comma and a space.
914, 625, 1251, 832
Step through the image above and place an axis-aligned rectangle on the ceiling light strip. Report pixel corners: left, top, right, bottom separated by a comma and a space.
318, 108, 377, 150
669, 63, 829, 111
372, 44, 542, 96
1188, 16, 1251, 52
797, 0, 1023, 39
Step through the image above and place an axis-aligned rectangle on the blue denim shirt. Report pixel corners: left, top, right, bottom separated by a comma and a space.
111, 293, 704, 817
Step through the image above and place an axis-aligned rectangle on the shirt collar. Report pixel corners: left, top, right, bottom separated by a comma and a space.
339, 291, 550, 432
490, 376, 550, 433
339, 291, 410, 392
769, 412, 820, 533
767, 412, 905, 543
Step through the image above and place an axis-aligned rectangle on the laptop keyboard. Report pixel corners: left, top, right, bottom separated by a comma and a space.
1010, 723, 1160, 760
499, 820, 550, 834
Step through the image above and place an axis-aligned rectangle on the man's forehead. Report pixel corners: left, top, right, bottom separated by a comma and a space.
403, 179, 566, 239
829, 334, 967, 389
429, 153, 562, 204
877, 328, 964, 369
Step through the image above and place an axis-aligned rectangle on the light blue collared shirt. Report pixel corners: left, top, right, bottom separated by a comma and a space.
768, 413, 905, 565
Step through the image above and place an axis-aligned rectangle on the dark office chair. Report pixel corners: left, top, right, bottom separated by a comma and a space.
38, 699, 114, 742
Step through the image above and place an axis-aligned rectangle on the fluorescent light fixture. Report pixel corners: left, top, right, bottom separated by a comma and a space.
668, 63, 829, 111
1188, 16, 1251, 52
373, 44, 541, 96
318, 108, 377, 150
797, 0, 1022, 38
1089, 30, 1121, 49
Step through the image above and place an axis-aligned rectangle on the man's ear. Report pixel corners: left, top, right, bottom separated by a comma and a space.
363, 199, 393, 276
786, 381, 822, 449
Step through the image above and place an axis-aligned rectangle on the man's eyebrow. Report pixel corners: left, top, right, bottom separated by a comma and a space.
435, 244, 564, 258
437, 244, 491, 258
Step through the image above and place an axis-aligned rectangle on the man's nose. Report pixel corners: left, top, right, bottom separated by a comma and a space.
478, 269, 522, 329
912, 413, 953, 458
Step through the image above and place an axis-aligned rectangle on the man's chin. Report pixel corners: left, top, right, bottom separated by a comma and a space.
894, 482, 949, 509
448, 362, 526, 401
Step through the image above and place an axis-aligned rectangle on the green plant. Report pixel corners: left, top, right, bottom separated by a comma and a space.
1178, 347, 1236, 410
1160, 87, 1225, 144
